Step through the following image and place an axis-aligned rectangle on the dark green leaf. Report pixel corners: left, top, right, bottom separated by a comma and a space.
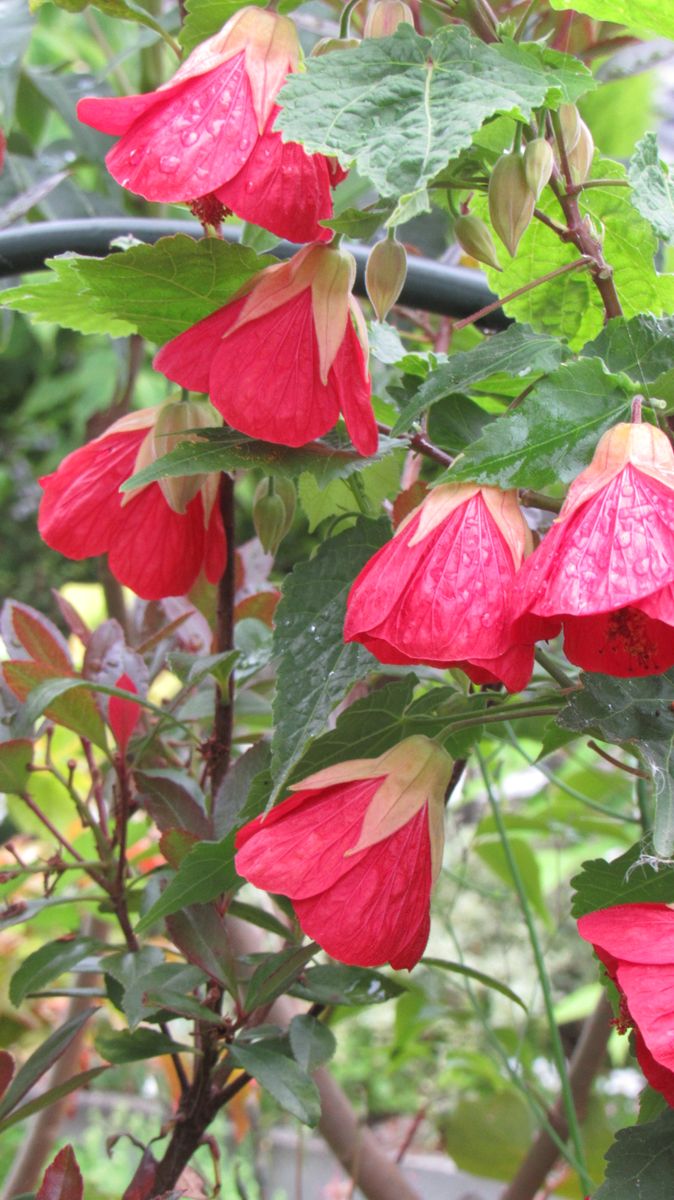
289, 965, 405, 1007
270, 517, 389, 798
167, 650, 239, 692
559, 670, 674, 857
10, 938, 99, 1007
0, 237, 274, 343
427, 396, 495, 456
166, 903, 238, 992
571, 844, 674, 918
0, 739, 33, 795
227, 900, 290, 939
278, 26, 593, 200
628, 132, 674, 243
581, 314, 674, 398
289, 1015, 337, 1072
421, 958, 528, 1011
594, 1108, 674, 1200
392, 325, 567, 434
213, 742, 271, 839
135, 769, 211, 839
321, 200, 396, 239
95, 1026, 191, 1064
122, 428, 404, 492
245, 944, 318, 1013
105, 951, 205, 1027
0, 1008, 95, 1122
228, 1042, 321, 1126
0, 1067, 108, 1135
446, 359, 633, 489
135, 837, 239, 933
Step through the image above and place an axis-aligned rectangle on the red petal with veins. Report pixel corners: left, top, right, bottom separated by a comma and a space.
562, 607, 674, 676
578, 904, 674, 965
215, 106, 335, 244
153, 299, 246, 396
634, 1029, 674, 1106
109, 672, 141, 756
518, 465, 674, 619
80, 56, 257, 202
38, 430, 226, 600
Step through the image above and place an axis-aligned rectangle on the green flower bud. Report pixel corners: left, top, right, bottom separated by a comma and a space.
253, 477, 296, 556
488, 154, 535, 257
454, 214, 501, 272
364, 0, 413, 37
311, 35, 361, 55
567, 119, 594, 184
557, 102, 581, 153
523, 138, 553, 201
365, 236, 408, 321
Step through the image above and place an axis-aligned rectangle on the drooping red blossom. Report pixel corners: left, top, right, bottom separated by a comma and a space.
344, 483, 536, 692
76, 8, 342, 243
38, 401, 226, 601
154, 243, 377, 455
514, 415, 674, 676
577, 903, 674, 1105
235, 736, 454, 969
108, 673, 142, 756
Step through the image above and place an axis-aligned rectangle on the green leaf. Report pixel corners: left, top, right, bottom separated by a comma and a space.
277, 26, 593, 201
95, 1026, 190, 1065
289, 1015, 337, 1073
4, 665, 108, 749
122, 428, 404, 492
10, 938, 99, 1007
135, 838, 239, 933
548, 0, 674, 39
0, 0, 34, 126
593, 1108, 674, 1200
392, 325, 567, 434
167, 649, 239, 692
558, 670, 674, 857
213, 742, 271, 839
628, 133, 674, 243
0, 1067, 108, 1134
0, 1008, 95, 1122
427, 396, 495, 456
446, 359, 633, 489
321, 200, 396, 239
227, 900, 290, 939
135, 769, 211, 839
270, 517, 389, 798
228, 1042, 321, 1126
289, 965, 406, 1006
0, 237, 273, 342
245, 944, 318, 1013
166, 903, 239, 993
474, 157, 674, 349
297, 451, 403, 533
0, 739, 33, 795
475, 836, 550, 926
421, 958, 528, 1011
104, 950, 205, 1027
571, 845, 674, 919
581, 314, 674, 398
180, 0, 265, 53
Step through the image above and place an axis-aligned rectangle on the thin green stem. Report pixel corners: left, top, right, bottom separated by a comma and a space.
451, 257, 592, 333
504, 726, 640, 823
534, 648, 574, 689
339, 0, 361, 37
476, 749, 593, 1196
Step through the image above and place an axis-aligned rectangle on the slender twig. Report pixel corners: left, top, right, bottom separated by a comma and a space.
376, 421, 451, 467
477, 751, 593, 1196
587, 740, 649, 780
211, 475, 236, 794
451, 258, 592, 333
534, 647, 573, 688
520, 490, 563, 514
564, 178, 630, 194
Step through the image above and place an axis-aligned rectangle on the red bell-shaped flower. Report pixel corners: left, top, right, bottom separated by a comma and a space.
76, 8, 342, 243
578, 903, 674, 1105
38, 401, 226, 600
344, 483, 536, 692
235, 736, 454, 970
514, 416, 674, 676
154, 242, 377, 455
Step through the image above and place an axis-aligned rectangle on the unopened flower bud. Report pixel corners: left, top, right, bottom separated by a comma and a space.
253, 477, 296, 555
523, 138, 553, 201
311, 35, 361, 55
488, 153, 535, 257
567, 119, 594, 184
365, 236, 407, 321
151, 398, 215, 516
557, 103, 581, 153
364, 0, 413, 37
454, 214, 501, 271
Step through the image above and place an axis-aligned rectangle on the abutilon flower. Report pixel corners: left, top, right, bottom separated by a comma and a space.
76, 8, 343, 244
344, 483, 536, 692
154, 243, 377, 455
577, 904, 674, 1105
38, 401, 226, 601
235, 736, 454, 970
514, 415, 674, 676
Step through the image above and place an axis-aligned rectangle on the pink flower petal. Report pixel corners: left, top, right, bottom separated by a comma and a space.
562, 607, 674, 676
331, 318, 378, 457
577, 904, 674, 965
153, 298, 246, 396
108, 672, 141, 756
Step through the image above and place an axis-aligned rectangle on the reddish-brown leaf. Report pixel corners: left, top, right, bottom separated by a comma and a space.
7, 601, 72, 671
121, 1147, 157, 1200
0, 1051, 15, 1101
392, 481, 428, 528
36, 1145, 83, 1200
234, 590, 281, 627
159, 827, 200, 868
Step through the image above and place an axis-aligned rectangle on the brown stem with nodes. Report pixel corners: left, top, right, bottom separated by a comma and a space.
211, 473, 236, 794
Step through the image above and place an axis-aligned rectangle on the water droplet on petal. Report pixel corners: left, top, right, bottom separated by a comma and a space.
159, 154, 181, 174
181, 130, 199, 147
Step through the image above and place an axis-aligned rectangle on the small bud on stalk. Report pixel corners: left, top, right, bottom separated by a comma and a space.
488, 153, 535, 257
523, 138, 554, 201
567, 119, 594, 184
253, 477, 296, 555
556, 102, 582, 153
365, 236, 408, 321
454, 214, 501, 271
364, 0, 414, 37
311, 36, 361, 55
